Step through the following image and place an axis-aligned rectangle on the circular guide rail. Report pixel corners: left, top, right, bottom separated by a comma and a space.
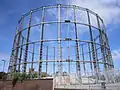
8, 4, 114, 79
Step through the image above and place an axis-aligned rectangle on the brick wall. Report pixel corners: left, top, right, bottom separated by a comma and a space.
54, 88, 87, 90
0, 79, 53, 90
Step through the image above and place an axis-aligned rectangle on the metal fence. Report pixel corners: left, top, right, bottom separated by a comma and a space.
54, 69, 120, 90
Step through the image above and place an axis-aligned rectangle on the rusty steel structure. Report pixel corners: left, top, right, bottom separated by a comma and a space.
8, 4, 114, 78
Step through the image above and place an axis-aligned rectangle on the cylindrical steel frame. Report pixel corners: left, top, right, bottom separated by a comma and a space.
8, 4, 114, 79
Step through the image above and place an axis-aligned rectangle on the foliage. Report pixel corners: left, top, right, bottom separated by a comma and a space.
32, 72, 38, 78
0, 72, 7, 80
19, 72, 28, 82
41, 72, 51, 77
11, 71, 50, 88
41, 72, 47, 77
11, 72, 39, 81
12, 72, 19, 87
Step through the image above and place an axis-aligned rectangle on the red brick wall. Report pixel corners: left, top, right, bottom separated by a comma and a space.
0, 79, 53, 90
54, 88, 87, 90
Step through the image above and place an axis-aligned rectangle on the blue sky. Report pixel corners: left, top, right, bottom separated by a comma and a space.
0, 0, 120, 72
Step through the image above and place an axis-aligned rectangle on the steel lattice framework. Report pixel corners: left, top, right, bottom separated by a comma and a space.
8, 4, 114, 78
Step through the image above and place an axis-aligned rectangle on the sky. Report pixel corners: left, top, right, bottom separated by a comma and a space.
0, 0, 120, 72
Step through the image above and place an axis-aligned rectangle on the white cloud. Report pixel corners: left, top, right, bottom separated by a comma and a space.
32, 1, 120, 27
69, 0, 120, 25
112, 49, 120, 61
31, 1, 120, 38
0, 53, 10, 60
34, 16, 40, 24
0, 53, 10, 72
100, 0, 116, 4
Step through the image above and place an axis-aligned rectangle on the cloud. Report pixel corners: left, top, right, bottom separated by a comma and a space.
34, 16, 40, 24
100, 0, 117, 4
111, 49, 120, 68
0, 53, 10, 60
68, 0, 120, 25
0, 53, 10, 72
112, 49, 120, 61
30, 2, 120, 40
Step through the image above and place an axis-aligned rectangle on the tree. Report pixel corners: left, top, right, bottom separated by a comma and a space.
32, 72, 38, 78
12, 72, 19, 87
0, 72, 7, 80
41, 72, 48, 77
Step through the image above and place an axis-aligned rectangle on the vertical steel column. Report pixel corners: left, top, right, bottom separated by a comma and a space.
102, 18, 113, 68
102, 31, 109, 69
88, 43, 93, 75
73, 6, 81, 76
86, 9, 98, 77
8, 52, 14, 73
14, 16, 24, 72
67, 23, 70, 73
94, 39, 100, 73
18, 36, 24, 72
46, 46, 48, 74
61, 47, 62, 72
31, 43, 35, 69
104, 32, 114, 68
53, 47, 55, 74
81, 44, 86, 75
68, 46, 70, 73
103, 33, 109, 68
104, 34, 110, 68
8, 27, 18, 73
39, 7, 45, 78
57, 4, 62, 74
96, 15, 107, 70
23, 11, 32, 72
104, 33, 111, 69
102, 20, 113, 68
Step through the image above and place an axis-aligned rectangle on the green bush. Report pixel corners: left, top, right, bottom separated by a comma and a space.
0, 72, 7, 80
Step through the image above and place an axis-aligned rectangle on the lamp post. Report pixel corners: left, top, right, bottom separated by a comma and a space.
0, 60, 6, 72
